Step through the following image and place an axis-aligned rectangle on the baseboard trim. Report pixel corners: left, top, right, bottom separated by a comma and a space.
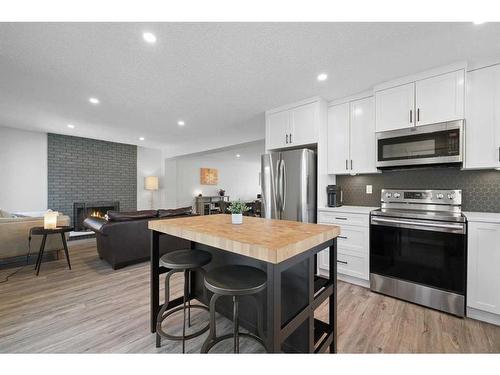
0, 251, 59, 270
338, 273, 370, 288
318, 269, 370, 289
467, 307, 500, 326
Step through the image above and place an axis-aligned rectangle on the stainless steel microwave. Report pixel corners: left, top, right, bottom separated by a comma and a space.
376, 120, 464, 168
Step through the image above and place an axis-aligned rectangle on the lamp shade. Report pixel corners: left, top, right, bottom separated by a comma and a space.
44, 210, 59, 229
144, 176, 159, 191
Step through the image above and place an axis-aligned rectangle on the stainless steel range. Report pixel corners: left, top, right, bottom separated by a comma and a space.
369, 189, 467, 316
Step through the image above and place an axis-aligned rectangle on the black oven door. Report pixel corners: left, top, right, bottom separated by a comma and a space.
370, 216, 466, 295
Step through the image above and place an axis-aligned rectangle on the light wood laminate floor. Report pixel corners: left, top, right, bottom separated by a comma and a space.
0, 239, 498, 353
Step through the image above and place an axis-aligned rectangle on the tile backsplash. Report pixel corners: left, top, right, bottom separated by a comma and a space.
335, 166, 500, 212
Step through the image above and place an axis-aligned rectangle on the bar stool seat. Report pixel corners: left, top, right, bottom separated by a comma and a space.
204, 265, 267, 295
201, 265, 267, 353
156, 249, 212, 353
160, 249, 212, 270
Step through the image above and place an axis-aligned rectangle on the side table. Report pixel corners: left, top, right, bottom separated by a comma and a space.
29, 226, 74, 276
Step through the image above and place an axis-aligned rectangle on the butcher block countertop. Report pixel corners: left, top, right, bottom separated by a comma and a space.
149, 214, 340, 264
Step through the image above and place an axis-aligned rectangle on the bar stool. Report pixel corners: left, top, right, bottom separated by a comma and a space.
156, 249, 212, 353
201, 265, 267, 353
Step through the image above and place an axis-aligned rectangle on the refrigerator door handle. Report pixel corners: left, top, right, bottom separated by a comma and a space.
275, 159, 283, 216
281, 159, 292, 213
306, 174, 309, 205
281, 159, 286, 214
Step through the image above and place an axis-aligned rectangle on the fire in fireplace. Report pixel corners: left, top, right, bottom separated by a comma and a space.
90, 209, 107, 219
73, 201, 120, 231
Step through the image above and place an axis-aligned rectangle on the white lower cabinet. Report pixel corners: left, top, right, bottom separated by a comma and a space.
317, 208, 370, 287
467, 220, 500, 325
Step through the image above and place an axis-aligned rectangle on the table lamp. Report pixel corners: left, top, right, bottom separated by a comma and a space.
44, 210, 59, 229
145, 176, 159, 209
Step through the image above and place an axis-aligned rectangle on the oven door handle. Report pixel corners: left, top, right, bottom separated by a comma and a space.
371, 216, 466, 234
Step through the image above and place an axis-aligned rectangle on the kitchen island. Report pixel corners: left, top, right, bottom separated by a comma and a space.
149, 215, 339, 353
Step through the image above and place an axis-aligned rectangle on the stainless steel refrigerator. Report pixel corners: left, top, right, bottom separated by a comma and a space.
261, 148, 316, 223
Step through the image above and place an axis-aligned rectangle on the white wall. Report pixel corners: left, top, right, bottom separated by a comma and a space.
0, 126, 48, 212
137, 146, 165, 210
166, 141, 264, 208
0, 126, 166, 213
164, 159, 178, 208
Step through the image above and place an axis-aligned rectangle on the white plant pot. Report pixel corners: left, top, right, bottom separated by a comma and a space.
231, 213, 243, 224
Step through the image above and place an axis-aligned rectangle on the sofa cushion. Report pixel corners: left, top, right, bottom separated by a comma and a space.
107, 210, 158, 222
0, 209, 13, 218
158, 206, 193, 218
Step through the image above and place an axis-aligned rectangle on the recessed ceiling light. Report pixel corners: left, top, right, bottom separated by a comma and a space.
473, 21, 486, 25
139, 137, 145, 141
317, 73, 328, 81
177, 120, 185, 126
67, 124, 75, 129
236, 154, 241, 158
89, 97, 100, 104
143, 32, 157, 44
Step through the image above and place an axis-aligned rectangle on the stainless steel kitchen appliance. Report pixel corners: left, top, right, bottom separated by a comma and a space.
370, 189, 467, 316
261, 149, 316, 223
376, 120, 464, 168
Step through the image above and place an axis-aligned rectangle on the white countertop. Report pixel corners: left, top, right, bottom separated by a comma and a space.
318, 205, 378, 215
464, 211, 500, 224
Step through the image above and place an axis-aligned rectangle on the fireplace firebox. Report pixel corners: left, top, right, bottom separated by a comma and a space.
73, 201, 120, 231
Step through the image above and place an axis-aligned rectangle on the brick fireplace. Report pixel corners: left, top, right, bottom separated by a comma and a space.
47, 134, 137, 229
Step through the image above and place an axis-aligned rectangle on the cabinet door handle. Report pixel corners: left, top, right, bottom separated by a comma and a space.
498, 147, 500, 162
289, 133, 292, 143
338, 235, 348, 239
345, 160, 348, 170
417, 108, 420, 122
409, 109, 413, 123
337, 260, 348, 265
335, 217, 347, 220
285, 134, 288, 144
350, 160, 353, 170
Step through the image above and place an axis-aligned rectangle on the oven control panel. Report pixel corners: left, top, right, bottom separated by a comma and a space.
381, 189, 462, 205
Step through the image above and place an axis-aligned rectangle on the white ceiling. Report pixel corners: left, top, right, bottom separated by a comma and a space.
1, 22, 500, 155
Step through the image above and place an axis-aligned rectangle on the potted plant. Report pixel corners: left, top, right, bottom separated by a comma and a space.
227, 200, 250, 224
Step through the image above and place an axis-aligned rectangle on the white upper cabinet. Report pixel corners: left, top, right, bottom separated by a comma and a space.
415, 70, 465, 126
375, 82, 415, 132
375, 64, 466, 132
350, 97, 377, 174
265, 99, 321, 151
327, 103, 350, 174
465, 64, 500, 169
290, 102, 318, 146
468, 221, 500, 316
327, 96, 377, 175
266, 110, 290, 150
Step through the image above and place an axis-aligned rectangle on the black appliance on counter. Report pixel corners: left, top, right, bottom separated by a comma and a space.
369, 189, 467, 316
327, 185, 342, 207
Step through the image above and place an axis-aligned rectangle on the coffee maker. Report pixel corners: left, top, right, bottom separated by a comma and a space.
327, 185, 342, 207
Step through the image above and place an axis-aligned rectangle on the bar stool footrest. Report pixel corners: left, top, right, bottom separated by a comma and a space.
201, 332, 266, 353
157, 304, 209, 341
